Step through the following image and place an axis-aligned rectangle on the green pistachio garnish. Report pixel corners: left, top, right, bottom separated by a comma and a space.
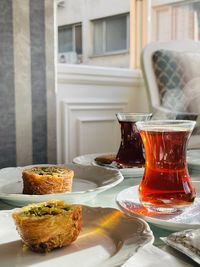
20, 203, 71, 217
29, 166, 68, 177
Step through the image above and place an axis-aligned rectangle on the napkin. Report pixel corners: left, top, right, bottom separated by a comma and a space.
122, 244, 193, 267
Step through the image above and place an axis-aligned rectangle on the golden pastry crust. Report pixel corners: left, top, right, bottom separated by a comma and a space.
22, 166, 74, 195
12, 200, 82, 253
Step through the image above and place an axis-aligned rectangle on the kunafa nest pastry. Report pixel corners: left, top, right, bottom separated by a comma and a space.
22, 166, 74, 195
12, 200, 82, 253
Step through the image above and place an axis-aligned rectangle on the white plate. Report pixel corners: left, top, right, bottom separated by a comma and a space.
187, 149, 200, 172
0, 164, 123, 207
0, 206, 153, 267
73, 153, 144, 179
116, 181, 200, 231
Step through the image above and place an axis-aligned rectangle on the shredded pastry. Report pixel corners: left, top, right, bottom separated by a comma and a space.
22, 166, 74, 194
12, 200, 82, 253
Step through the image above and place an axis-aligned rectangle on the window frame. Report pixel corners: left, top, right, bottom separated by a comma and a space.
151, 0, 199, 42
92, 13, 130, 56
58, 23, 82, 55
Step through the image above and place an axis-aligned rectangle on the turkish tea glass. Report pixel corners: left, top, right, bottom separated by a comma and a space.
136, 120, 196, 213
116, 113, 152, 168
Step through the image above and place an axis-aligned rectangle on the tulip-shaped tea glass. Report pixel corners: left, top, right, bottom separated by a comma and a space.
136, 120, 196, 213
116, 113, 152, 168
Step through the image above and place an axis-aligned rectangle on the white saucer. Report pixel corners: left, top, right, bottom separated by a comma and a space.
73, 153, 144, 179
116, 181, 200, 231
0, 206, 153, 267
0, 164, 123, 207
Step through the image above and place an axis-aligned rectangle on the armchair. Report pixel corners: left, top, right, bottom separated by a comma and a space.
141, 40, 200, 148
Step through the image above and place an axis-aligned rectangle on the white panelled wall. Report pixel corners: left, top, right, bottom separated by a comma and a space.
57, 64, 149, 164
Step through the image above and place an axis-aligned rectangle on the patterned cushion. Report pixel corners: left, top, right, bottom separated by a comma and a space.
152, 49, 200, 113
152, 50, 188, 103
179, 53, 200, 114
152, 49, 200, 139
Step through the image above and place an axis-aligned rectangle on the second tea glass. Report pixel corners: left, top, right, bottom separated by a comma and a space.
116, 113, 152, 168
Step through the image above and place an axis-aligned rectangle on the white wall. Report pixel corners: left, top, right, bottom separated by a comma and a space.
84, 52, 130, 67
57, 0, 130, 67
57, 0, 129, 25
57, 64, 149, 164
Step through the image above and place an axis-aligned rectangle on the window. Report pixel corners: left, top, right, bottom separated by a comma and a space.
93, 14, 129, 55
58, 23, 82, 54
152, 1, 200, 42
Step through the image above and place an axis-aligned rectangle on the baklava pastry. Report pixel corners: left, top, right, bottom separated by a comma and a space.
22, 166, 74, 195
12, 200, 82, 253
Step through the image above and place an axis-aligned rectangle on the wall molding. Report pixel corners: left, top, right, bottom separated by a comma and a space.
57, 63, 144, 86
56, 64, 149, 164
58, 100, 127, 163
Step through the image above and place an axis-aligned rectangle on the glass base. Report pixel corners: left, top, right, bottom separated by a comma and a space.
116, 162, 144, 168
141, 202, 189, 215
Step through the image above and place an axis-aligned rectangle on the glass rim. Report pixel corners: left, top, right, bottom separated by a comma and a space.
116, 112, 152, 122
116, 112, 152, 116
136, 119, 196, 130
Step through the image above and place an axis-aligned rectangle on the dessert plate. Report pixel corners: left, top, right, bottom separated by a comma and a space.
116, 181, 200, 231
73, 153, 144, 179
0, 164, 123, 207
0, 206, 153, 267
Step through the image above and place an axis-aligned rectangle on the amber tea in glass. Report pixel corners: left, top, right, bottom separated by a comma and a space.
136, 120, 196, 213
116, 113, 152, 168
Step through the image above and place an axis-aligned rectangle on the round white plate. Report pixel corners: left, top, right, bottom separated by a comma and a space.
73, 153, 144, 179
187, 149, 200, 172
116, 181, 200, 231
0, 206, 153, 267
0, 164, 123, 207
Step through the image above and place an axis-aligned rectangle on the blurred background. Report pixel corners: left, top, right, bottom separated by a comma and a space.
1, 0, 200, 168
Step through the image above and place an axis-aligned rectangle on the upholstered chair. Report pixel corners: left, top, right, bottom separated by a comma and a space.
141, 40, 200, 148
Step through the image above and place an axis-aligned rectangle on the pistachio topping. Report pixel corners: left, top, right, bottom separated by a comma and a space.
28, 166, 69, 177
20, 202, 71, 217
